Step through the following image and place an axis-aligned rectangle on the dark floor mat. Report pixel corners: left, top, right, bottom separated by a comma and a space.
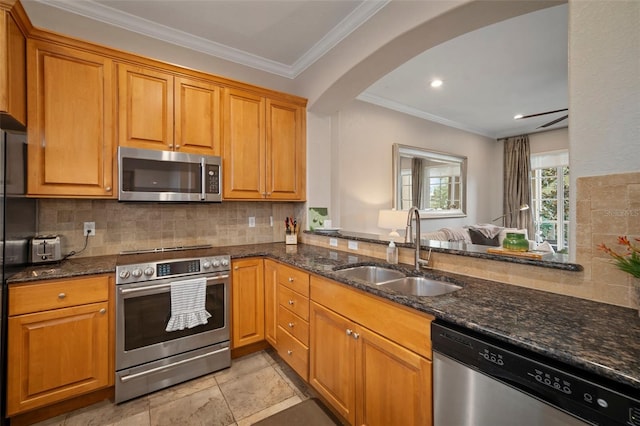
251, 398, 342, 426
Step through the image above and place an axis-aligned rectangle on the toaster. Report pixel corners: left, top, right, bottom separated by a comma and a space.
30, 235, 62, 263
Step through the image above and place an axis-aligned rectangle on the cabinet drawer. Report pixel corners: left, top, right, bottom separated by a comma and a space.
276, 264, 309, 297
9, 275, 110, 316
278, 305, 309, 346
278, 285, 309, 321
276, 325, 308, 381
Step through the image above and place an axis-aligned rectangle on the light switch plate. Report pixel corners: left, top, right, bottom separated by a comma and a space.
249, 217, 256, 227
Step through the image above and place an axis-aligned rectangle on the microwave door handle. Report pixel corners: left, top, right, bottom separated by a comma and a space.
200, 158, 206, 200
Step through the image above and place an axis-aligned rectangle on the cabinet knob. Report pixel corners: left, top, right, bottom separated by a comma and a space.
234, 266, 239, 270
352, 332, 360, 340
288, 277, 294, 282
105, 186, 112, 192
288, 299, 295, 305
99, 308, 106, 314
287, 350, 293, 356
288, 322, 294, 328
58, 293, 66, 299
175, 145, 180, 149
346, 329, 352, 336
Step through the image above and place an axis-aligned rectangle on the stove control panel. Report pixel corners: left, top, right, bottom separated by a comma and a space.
116, 255, 230, 284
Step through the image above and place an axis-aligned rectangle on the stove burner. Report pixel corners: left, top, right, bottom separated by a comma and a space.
119, 244, 213, 255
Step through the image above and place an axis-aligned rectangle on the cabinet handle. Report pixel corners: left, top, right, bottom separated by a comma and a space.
288, 322, 295, 328
288, 299, 295, 305
288, 277, 294, 282
287, 350, 293, 356
58, 293, 66, 299
105, 186, 112, 192
99, 308, 106, 314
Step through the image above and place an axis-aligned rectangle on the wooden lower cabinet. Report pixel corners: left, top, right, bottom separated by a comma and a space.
231, 258, 265, 348
310, 277, 433, 426
6, 275, 112, 416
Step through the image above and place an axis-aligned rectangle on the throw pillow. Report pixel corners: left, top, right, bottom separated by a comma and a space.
468, 228, 500, 246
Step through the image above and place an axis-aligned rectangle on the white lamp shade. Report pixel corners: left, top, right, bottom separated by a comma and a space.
377, 209, 408, 236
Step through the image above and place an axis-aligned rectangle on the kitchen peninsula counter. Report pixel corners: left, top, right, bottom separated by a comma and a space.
8, 243, 640, 393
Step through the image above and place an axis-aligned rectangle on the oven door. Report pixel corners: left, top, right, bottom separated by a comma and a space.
116, 273, 229, 370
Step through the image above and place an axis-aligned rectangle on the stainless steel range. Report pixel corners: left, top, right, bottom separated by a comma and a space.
115, 250, 231, 403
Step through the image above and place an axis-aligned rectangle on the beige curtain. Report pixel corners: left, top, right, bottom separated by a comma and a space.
503, 135, 534, 237
412, 157, 424, 209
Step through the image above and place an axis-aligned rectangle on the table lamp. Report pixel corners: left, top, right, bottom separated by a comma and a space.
378, 209, 408, 240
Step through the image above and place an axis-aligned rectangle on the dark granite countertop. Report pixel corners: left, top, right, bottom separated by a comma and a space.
306, 230, 583, 271
7, 243, 638, 393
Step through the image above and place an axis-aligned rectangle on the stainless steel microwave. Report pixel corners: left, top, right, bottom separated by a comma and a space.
118, 147, 222, 202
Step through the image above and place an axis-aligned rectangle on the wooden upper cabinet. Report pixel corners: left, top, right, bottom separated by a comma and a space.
118, 65, 221, 155
118, 64, 173, 151
0, 8, 26, 128
265, 98, 305, 200
175, 76, 221, 156
222, 87, 266, 199
27, 40, 115, 197
223, 87, 306, 201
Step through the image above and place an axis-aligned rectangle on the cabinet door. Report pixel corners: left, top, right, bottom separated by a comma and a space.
231, 258, 265, 348
355, 326, 432, 426
27, 40, 115, 197
265, 99, 305, 200
309, 302, 356, 425
0, 10, 26, 127
118, 64, 173, 151
222, 88, 265, 199
175, 76, 221, 156
264, 259, 278, 346
6, 302, 110, 415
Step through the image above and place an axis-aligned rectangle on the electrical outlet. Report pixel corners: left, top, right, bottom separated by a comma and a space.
329, 238, 338, 247
83, 221, 95, 237
269, 216, 273, 227
249, 217, 256, 228
348, 240, 358, 250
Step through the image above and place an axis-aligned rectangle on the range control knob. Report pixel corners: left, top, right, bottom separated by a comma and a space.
221, 258, 229, 267
212, 259, 221, 267
202, 261, 211, 269
131, 268, 143, 278
119, 270, 130, 279
144, 267, 155, 276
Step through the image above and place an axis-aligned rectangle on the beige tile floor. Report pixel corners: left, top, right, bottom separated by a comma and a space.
33, 349, 315, 426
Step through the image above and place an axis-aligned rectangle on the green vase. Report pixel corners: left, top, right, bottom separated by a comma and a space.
503, 232, 529, 252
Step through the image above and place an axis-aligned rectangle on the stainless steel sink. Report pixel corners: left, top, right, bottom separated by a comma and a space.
333, 265, 406, 283
378, 277, 462, 297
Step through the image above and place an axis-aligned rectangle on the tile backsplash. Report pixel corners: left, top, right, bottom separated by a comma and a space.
38, 199, 304, 257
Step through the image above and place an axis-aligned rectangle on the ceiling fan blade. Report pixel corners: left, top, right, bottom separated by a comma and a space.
516, 108, 568, 120
537, 114, 568, 129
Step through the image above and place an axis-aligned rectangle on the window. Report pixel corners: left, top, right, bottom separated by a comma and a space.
530, 150, 569, 253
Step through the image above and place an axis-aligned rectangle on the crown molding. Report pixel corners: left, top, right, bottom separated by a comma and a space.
33, 0, 389, 79
357, 92, 496, 139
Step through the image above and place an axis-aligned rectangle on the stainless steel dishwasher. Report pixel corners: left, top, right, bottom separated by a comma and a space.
432, 321, 640, 426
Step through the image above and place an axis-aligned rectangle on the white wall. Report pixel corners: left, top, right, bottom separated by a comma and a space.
330, 100, 500, 235
568, 0, 640, 258
529, 128, 569, 154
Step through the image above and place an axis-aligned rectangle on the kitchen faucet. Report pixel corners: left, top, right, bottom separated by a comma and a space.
405, 207, 431, 271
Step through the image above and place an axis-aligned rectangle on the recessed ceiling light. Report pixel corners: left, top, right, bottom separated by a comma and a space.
430, 79, 443, 88
513, 114, 523, 120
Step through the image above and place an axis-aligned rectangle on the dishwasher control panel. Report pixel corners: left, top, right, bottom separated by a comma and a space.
432, 322, 640, 426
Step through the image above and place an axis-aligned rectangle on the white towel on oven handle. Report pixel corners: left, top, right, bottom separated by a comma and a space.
165, 277, 212, 332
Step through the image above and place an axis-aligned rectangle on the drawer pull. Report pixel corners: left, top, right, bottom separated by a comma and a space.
287, 350, 293, 356
99, 308, 106, 314
58, 293, 66, 299
288, 299, 295, 305
288, 322, 295, 328
288, 277, 294, 282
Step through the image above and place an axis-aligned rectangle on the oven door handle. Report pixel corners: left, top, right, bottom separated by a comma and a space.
119, 274, 229, 295
119, 346, 230, 382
